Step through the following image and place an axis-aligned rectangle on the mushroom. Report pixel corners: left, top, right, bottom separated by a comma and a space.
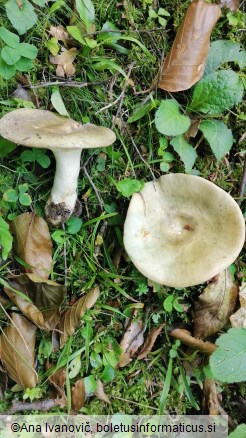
0, 109, 116, 226
123, 174, 245, 288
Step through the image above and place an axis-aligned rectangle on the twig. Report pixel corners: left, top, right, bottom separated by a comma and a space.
82, 165, 104, 212
124, 125, 157, 185
2, 399, 58, 414
237, 154, 246, 206
96, 63, 135, 115
113, 62, 136, 123
26, 78, 112, 89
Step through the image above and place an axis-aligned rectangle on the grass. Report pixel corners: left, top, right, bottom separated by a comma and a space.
0, 0, 245, 425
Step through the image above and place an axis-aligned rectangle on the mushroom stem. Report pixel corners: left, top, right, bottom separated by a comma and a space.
45, 148, 82, 226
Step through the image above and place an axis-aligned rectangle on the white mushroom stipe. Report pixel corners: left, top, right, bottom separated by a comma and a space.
123, 174, 245, 288
0, 109, 116, 226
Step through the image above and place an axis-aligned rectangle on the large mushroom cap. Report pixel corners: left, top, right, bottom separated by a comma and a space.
123, 174, 245, 288
0, 109, 116, 149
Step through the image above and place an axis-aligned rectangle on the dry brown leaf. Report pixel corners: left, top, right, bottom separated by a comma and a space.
137, 323, 165, 360
50, 48, 77, 77
118, 321, 144, 367
193, 270, 238, 339
159, 0, 221, 92
0, 313, 37, 388
48, 365, 66, 389
230, 283, 246, 328
169, 328, 217, 355
220, 0, 240, 11
11, 213, 52, 280
59, 287, 100, 347
202, 379, 220, 415
4, 273, 66, 330
71, 379, 85, 411
49, 25, 69, 42
95, 379, 110, 404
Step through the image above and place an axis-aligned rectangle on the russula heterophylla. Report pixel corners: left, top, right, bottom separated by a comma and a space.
0, 109, 116, 226
123, 173, 245, 288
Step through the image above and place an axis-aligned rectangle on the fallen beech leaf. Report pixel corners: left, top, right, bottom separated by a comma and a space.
118, 321, 144, 367
71, 378, 85, 411
59, 287, 100, 347
11, 213, 52, 279
230, 283, 246, 328
159, 0, 221, 92
193, 270, 238, 339
4, 273, 66, 330
137, 323, 165, 360
169, 328, 217, 355
202, 379, 220, 415
0, 313, 37, 388
95, 379, 110, 404
49, 25, 69, 42
48, 365, 66, 390
50, 47, 77, 77
220, 0, 240, 11
47, 364, 67, 407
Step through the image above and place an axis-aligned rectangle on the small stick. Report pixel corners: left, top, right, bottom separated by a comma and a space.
27, 78, 112, 89
124, 125, 157, 185
82, 165, 104, 212
2, 399, 58, 414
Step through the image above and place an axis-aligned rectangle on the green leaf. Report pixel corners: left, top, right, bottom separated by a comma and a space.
189, 70, 244, 115
170, 135, 197, 173
84, 37, 97, 49
19, 192, 32, 206
155, 100, 191, 136
15, 57, 34, 72
50, 89, 69, 116
18, 183, 29, 194
66, 26, 86, 45
163, 295, 173, 312
5, 0, 38, 35
204, 40, 246, 77
0, 217, 13, 260
0, 27, 19, 48
209, 328, 246, 383
128, 100, 157, 123
33, 149, 51, 169
91, 58, 130, 81
160, 162, 170, 172
83, 375, 97, 395
75, 0, 95, 32
18, 43, 38, 60
49, 0, 65, 14
66, 217, 82, 234
158, 356, 173, 414
32, 0, 48, 5
20, 150, 35, 163
0, 57, 16, 79
68, 356, 81, 379
3, 189, 18, 203
0, 138, 17, 157
45, 38, 59, 56
179, 366, 199, 410
229, 425, 246, 438
199, 120, 233, 160
116, 178, 144, 198
1, 47, 20, 65
101, 365, 115, 382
